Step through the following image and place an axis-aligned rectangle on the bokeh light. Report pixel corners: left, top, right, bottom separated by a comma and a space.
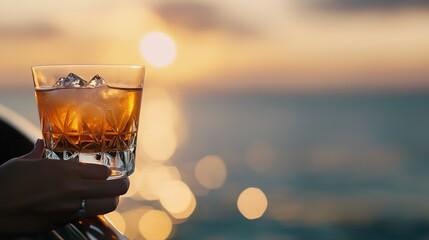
195, 155, 227, 190
159, 180, 196, 218
139, 210, 173, 240
237, 187, 268, 220
123, 167, 142, 199
170, 194, 197, 220
140, 31, 176, 68
105, 211, 126, 234
137, 165, 181, 201
137, 87, 180, 163
142, 131, 178, 162
122, 207, 152, 240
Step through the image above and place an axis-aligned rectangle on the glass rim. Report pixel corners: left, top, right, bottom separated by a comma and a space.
32, 64, 144, 70
32, 64, 145, 89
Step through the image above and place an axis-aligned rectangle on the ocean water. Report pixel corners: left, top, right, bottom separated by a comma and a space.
2, 89, 429, 239
175, 92, 429, 240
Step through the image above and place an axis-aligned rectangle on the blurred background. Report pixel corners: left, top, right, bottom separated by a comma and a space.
1, 0, 429, 239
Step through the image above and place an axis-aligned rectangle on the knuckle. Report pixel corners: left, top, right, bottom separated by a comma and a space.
117, 178, 130, 195
97, 165, 112, 178
87, 164, 111, 179
106, 198, 119, 212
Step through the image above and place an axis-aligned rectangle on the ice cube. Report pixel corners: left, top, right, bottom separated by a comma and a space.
53, 73, 87, 88
88, 74, 106, 88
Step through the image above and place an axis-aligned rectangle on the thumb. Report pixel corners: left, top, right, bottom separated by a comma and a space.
19, 139, 45, 159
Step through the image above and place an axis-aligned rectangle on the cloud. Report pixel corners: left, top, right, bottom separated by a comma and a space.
154, 1, 216, 31
153, 1, 255, 36
0, 22, 60, 38
305, 0, 429, 11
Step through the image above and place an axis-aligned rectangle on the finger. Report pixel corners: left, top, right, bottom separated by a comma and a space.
65, 162, 112, 180
19, 139, 44, 159
69, 197, 119, 220
80, 178, 129, 198
84, 197, 119, 216
45, 160, 111, 180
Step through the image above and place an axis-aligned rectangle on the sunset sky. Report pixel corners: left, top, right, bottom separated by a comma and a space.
0, 0, 429, 92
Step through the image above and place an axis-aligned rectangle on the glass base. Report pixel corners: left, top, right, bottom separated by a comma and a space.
45, 149, 135, 179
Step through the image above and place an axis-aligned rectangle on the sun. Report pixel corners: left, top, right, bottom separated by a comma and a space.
140, 31, 177, 68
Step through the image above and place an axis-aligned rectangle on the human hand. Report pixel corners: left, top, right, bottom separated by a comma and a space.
0, 139, 129, 237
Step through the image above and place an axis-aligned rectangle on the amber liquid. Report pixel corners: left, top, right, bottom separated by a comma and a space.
35, 86, 142, 177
